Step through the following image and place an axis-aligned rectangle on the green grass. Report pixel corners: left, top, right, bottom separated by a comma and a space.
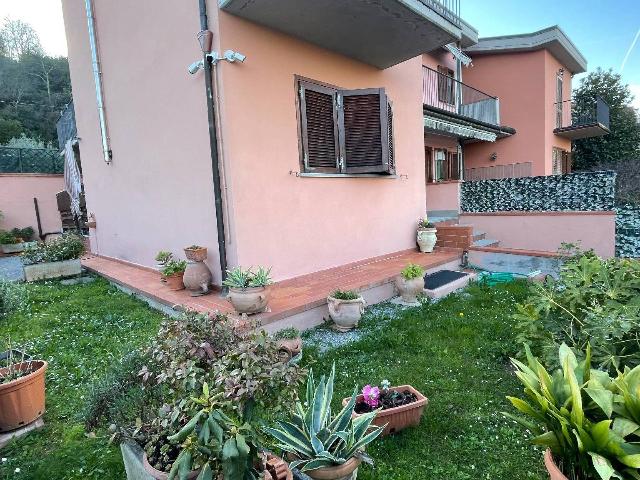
0, 278, 165, 479
302, 280, 546, 480
0, 277, 544, 479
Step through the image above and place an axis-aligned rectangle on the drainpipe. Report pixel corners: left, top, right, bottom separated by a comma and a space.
198, 0, 229, 289
84, 0, 112, 163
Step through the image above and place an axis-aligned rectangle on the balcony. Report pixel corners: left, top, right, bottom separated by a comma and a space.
219, 0, 463, 69
422, 65, 500, 126
554, 96, 610, 140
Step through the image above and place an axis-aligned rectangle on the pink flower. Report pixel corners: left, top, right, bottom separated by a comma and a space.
362, 384, 380, 408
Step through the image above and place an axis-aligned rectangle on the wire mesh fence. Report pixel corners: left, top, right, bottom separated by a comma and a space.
0, 147, 63, 174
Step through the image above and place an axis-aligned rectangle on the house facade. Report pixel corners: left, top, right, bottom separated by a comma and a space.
61, 0, 609, 284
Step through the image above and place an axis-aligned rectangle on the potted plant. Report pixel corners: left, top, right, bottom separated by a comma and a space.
343, 380, 428, 436
183, 245, 207, 263
223, 266, 273, 314
327, 290, 365, 332
273, 327, 303, 363
0, 345, 47, 432
154, 385, 293, 480
21, 233, 85, 281
265, 365, 384, 480
161, 260, 187, 291
506, 343, 640, 480
395, 264, 424, 303
416, 216, 437, 253
0, 228, 36, 254
155, 251, 173, 271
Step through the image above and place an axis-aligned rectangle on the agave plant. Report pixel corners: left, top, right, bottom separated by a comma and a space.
506, 343, 640, 480
265, 364, 384, 472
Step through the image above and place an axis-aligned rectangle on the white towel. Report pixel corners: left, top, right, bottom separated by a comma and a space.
63, 139, 82, 217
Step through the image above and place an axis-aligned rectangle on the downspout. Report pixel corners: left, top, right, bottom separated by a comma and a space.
84, 0, 112, 163
198, 0, 229, 288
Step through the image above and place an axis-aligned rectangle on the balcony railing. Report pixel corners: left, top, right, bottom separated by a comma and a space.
423, 66, 500, 126
419, 0, 461, 28
554, 96, 610, 139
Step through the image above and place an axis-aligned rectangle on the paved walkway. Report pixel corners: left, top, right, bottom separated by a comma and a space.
0, 256, 24, 282
82, 248, 461, 327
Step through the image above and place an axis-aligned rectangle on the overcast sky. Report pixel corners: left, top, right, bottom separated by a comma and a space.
1, 0, 638, 109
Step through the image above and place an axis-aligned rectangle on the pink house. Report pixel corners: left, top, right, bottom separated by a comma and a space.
61, 1, 611, 288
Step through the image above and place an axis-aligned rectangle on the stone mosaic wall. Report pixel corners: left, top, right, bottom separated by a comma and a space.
615, 204, 640, 258
460, 171, 616, 212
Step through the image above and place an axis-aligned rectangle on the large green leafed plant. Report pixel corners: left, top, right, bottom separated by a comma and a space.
515, 252, 640, 372
265, 364, 384, 472
507, 343, 640, 479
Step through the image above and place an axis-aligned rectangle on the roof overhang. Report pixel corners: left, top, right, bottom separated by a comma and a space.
464, 26, 587, 74
219, 0, 463, 69
424, 107, 514, 143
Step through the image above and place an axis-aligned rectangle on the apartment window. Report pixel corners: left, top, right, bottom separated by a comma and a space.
298, 79, 395, 175
552, 147, 572, 175
437, 66, 455, 105
427, 147, 461, 182
556, 72, 564, 128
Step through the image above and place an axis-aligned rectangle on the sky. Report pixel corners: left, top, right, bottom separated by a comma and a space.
0, 0, 639, 109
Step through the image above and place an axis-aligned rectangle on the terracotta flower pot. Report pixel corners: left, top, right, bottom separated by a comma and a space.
304, 456, 361, 480
142, 453, 199, 480
265, 454, 294, 480
395, 275, 424, 303
182, 261, 212, 293
0, 360, 47, 432
164, 272, 185, 291
184, 246, 207, 263
227, 286, 269, 314
417, 228, 437, 253
343, 385, 428, 436
277, 337, 303, 362
544, 449, 568, 480
327, 296, 365, 331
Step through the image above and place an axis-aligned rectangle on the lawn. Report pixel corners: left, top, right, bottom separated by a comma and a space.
0, 277, 544, 479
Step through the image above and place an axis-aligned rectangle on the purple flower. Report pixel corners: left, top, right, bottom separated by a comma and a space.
362, 384, 380, 408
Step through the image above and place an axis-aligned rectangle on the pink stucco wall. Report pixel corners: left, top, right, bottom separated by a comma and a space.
459, 212, 615, 258
0, 174, 64, 235
215, 12, 427, 281
62, 0, 222, 278
462, 50, 571, 177
425, 180, 461, 213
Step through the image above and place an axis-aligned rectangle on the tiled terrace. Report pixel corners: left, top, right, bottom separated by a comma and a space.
82, 247, 461, 331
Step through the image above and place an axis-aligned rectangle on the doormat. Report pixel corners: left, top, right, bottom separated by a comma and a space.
424, 270, 468, 290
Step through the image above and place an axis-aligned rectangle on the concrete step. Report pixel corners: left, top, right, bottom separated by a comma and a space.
473, 238, 500, 248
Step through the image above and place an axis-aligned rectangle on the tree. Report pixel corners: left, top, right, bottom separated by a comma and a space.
572, 68, 640, 170
0, 118, 23, 144
0, 17, 43, 60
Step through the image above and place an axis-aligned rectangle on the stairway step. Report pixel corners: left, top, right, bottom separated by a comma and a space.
473, 238, 500, 248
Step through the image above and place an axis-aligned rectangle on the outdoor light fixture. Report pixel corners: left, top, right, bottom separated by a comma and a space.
187, 50, 246, 74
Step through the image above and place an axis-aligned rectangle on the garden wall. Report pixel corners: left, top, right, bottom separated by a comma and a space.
460, 171, 616, 212
0, 174, 64, 235
615, 204, 640, 258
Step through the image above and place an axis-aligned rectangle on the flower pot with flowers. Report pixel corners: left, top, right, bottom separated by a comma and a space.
416, 216, 437, 253
395, 263, 425, 303
0, 227, 36, 254
343, 380, 428, 436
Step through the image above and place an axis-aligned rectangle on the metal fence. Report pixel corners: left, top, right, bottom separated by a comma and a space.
419, 0, 461, 27
554, 96, 610, 130
465, 162, 532, 181
0, 147, 63, 174
423, 66, 500, 126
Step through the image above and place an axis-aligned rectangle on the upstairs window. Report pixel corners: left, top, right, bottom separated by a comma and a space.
437, 66, 456, 106
298, 79, 395, 175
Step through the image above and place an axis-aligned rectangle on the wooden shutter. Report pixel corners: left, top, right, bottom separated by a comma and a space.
299, 81, 339, 172
449, 151, 460, 180
338, 88, 392, 174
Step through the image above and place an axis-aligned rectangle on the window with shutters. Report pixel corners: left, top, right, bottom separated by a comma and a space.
297, 79, 395, 176
426, 147, 462, 182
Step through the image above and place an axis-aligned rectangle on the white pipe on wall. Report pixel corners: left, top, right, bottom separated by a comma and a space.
84, 0, 111, 163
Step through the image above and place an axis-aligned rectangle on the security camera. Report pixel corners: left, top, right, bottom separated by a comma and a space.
224, 50, 246, 63
188, 59, 204, 75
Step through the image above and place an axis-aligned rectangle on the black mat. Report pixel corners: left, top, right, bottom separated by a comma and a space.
424, 270, 468, 290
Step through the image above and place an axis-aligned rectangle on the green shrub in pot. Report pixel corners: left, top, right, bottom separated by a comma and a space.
0, 230, 19, 245
506, 343, 640, 479
265, 364, 384, 474
21, 233, 85, 265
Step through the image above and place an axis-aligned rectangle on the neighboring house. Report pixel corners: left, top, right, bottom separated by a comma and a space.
60, 0, 610, 284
